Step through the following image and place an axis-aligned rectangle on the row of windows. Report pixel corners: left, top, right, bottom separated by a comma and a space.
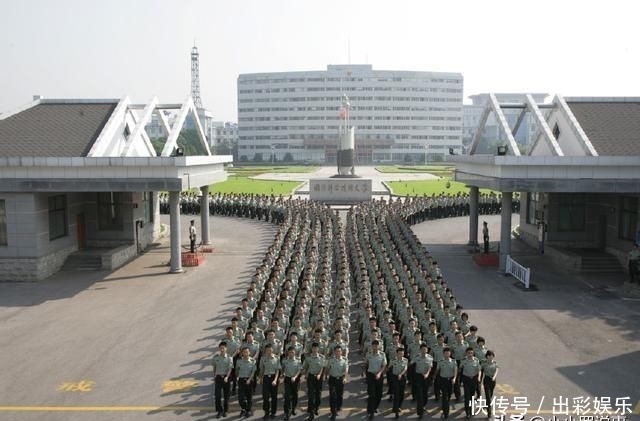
238, 143, 460, 150
239, 96, 461, 104
239, 134, 460, 141
239, 87, 462, 94
0, 194, 157, 246
238, 106, 461, 113
239, 116, 461, 122
238, 77, 461, 85
241, 125, 461, 131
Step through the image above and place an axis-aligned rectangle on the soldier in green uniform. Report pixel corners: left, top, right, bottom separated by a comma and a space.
430, 334, 446, 401
258, 344, 281, 419
412, 343, 433, 419
243, 331, 261, 361
285, 332, 304, 360
481, 351, 499, 419
325, 345, 349, 421
212, 341, 234, 418
302, 343, 326, 420
223, 326, 241, 395
235, 346, 257, 418
435, 347, 457, 419
459, 347, 481, 419
282, 346, 302, 421
388, 347, 409, 418
364, 340, 387, 420
451, 331, 469, 401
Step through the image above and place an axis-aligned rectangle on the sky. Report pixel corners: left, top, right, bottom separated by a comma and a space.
1, 0, 639, 122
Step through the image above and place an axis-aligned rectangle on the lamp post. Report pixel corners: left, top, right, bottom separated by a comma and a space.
271, 144, 275, 164
424, 143, 428, 165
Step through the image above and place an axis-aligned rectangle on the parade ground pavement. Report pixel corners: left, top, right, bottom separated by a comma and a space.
0, 213, 639, 421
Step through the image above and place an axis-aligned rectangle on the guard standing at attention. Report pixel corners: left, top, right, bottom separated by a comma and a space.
189, 219, 197, 253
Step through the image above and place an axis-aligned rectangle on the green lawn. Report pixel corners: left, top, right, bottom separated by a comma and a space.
228, 165, 319, 177
375, 165, 454, 178
386, 179, 495, 196
209, 175, 301, 195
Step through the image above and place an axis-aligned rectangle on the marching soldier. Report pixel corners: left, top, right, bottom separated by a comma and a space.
282, 347, 302, 421
325, 345, 349, 421
235, 347, 257, 418
388, 347, 409, 419
459, 347, 481, 420
435, 347, 457, 419
258, 344, 280, 420
302, 343, 326, 421
364, 340, 387, 420
412, 343, 433, 419
212, 341, 234, 418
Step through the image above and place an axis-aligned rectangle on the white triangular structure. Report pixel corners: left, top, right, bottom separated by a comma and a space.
86, 95, 211, 158
524, 94, 564, 156
468, 93, 598, 158
488, 93, 521, 156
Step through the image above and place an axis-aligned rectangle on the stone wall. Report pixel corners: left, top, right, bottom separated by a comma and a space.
101, 244, 137, 270
0, 244, 75, 282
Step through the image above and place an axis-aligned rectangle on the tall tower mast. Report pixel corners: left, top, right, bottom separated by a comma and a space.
190, 45, 203, 109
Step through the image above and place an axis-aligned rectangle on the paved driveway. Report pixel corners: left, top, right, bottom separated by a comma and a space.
0, 213, 638, 420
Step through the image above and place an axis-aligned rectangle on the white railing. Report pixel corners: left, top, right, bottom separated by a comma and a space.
506, 255, 531, 289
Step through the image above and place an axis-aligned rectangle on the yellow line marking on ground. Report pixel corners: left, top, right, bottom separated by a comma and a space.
0, 406, 212, 412
0, 406, 635, 414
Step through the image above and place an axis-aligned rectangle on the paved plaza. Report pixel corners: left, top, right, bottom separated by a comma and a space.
0, 209, 639, 420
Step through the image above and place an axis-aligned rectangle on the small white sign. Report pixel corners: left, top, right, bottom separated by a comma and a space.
309, 178, 372, 203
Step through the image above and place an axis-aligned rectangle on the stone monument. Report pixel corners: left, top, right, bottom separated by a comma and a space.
309, 94, 372, 203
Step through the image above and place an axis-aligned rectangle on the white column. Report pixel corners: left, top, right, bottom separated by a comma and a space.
468, 186, 479, 246
200, 185, 211, 245
499, 192, 513, 272
169, 191, 183, 273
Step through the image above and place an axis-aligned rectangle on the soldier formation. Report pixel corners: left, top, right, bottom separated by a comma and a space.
159, 192, 288, 225
207, 194, 501, 420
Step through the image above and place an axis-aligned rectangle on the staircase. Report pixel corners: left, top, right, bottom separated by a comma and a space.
580, 251, 623, 273
61, 251, 103, 271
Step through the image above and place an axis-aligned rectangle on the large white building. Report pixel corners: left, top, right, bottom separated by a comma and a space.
237, 64, 463, 164
211, 121, 239, 147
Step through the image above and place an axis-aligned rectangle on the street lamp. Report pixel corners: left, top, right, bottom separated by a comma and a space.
424, 143, 428, 165
271, 144, 275, 164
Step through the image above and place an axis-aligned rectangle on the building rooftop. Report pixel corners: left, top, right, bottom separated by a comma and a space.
567, 100, 640, 156
0, 101, 117, 157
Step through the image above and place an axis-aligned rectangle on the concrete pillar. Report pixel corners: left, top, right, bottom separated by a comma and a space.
169, 191, 183, 273
468, 186, 479, 246
499, 192, 513, 272
200, 185, 211, 245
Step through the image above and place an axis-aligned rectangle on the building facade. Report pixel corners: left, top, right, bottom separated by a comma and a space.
451, 94, 640, 273
0, 96, 231, 281
210, 121, 239, 147
237, 64, 463, 164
